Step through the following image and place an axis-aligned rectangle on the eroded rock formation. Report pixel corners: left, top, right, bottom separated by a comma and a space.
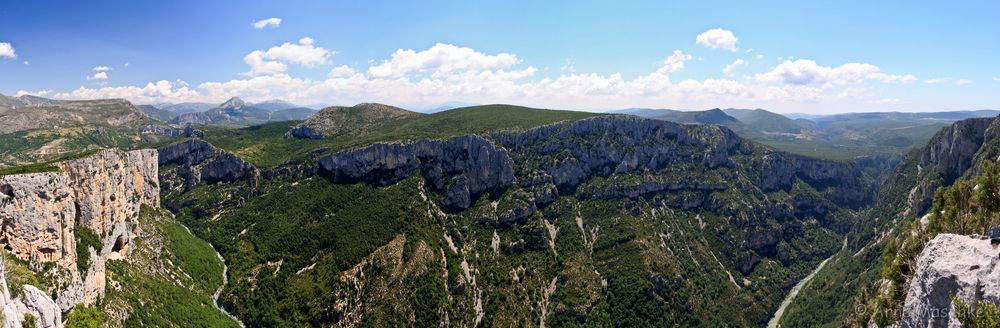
0, 149, 161, 325
319, 135, 515, 210
158, 139, 258, 191
901, 233, 1000, 327
0, 173, 77, 268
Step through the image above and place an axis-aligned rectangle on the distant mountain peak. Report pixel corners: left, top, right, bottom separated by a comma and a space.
220, 97, 246, 109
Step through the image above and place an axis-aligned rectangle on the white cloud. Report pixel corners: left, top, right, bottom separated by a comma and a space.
243, 37, 334, 76
16, 90, 52, 97
755, 54, 764, 60
368, 43, 522, 78
756, 59, 915, 85
327, 65, 356, 78
993, 77, 1000, 81
22, 61, 29, 65
54, 80, 205, 104
92, 66, 112, 72
723, 59, 746, 76
0, 42, 15, 59
924, 77, 951, 84
955, 79, 973, 85
656, 50, 692, 75
253, 18, 282, 29
86, 72, 108, 80
48, 43, 935, 113
696, 28, 739, 52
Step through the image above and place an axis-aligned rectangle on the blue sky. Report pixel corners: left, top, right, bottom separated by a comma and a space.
0, 0, 997, 113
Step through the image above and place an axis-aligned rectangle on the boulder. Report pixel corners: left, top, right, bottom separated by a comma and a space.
901, 233, 1000, 327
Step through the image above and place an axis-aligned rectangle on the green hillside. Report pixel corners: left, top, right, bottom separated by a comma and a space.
200, 104, 601, 167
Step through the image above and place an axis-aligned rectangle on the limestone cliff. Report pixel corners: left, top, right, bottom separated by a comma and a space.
56, 149, 159, 236
158, 139, 258, 191
0, 173, 77, 269
0, 149, 161, 326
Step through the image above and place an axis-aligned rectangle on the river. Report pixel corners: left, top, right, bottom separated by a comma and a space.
766, 237, 847, 328
179, 223, 245, 327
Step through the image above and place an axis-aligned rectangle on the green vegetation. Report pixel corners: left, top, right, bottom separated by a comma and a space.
65, 305, 105, 328
100, 206, 235, 327
200, 104, 600, 167
954, 297, 1000, 328
74, 224, 102, 273
0, 148, 103, 176
166, 133, 850, 326
854, 161, 1000, 326
21, 313, 37, 328
0, 162, 59, 176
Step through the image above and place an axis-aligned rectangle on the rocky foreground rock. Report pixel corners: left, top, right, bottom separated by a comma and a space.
901, 233, 1000, 327
0, 149, 160, 327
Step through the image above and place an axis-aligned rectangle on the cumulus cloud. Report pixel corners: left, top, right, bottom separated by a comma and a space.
0, 42, 15, 59
723, 59, 746, 76
955, 79, 973, 85
86, 72, 108, 80
243, 37, 333, 76
327, 65, 356, 78
756, 59, 915, 85
92, 66, 112, 72
696, 28, 739, 52
368, 43, 523, 78
253, 18, 282, 29
656, 50, 692, 74
48, 43, 926, 112
54, 80, 206, 104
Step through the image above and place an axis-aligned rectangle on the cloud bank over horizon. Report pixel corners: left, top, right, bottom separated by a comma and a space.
7, 27, 988, 113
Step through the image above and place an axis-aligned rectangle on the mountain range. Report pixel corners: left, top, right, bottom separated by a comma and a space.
167, 97, 317, 126
3, 93, 1000, 326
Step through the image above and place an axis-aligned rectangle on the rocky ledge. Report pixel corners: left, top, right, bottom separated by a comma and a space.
319, 135, 514, 210
901, 233, 1000, 327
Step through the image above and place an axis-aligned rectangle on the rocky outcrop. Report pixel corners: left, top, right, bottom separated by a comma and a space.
0, 149, 160, 319
1, 256, 63, 328
905, 117, 995, 216
56, 149, 159, 236
754, 152, 870, 208
901, 233, 1000, 327
319, 116, 867, 215
319, 135, 515, 210
0, 173, 77, 268
158, 139, 258, 191
140, 124, 204, 138
0, 149, 157, 271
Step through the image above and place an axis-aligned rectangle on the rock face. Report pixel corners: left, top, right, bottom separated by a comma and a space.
158, 139, 258, 191
0, 149, 161, 319
0, 149, 157, 270
905, 117, 995, 216
320, 135, 515, 210
901, 233, 1000, 327
56, 149, 159, 236
0, 173, 77, 268
319, 117, 868, 214
1, 252, 63, 328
